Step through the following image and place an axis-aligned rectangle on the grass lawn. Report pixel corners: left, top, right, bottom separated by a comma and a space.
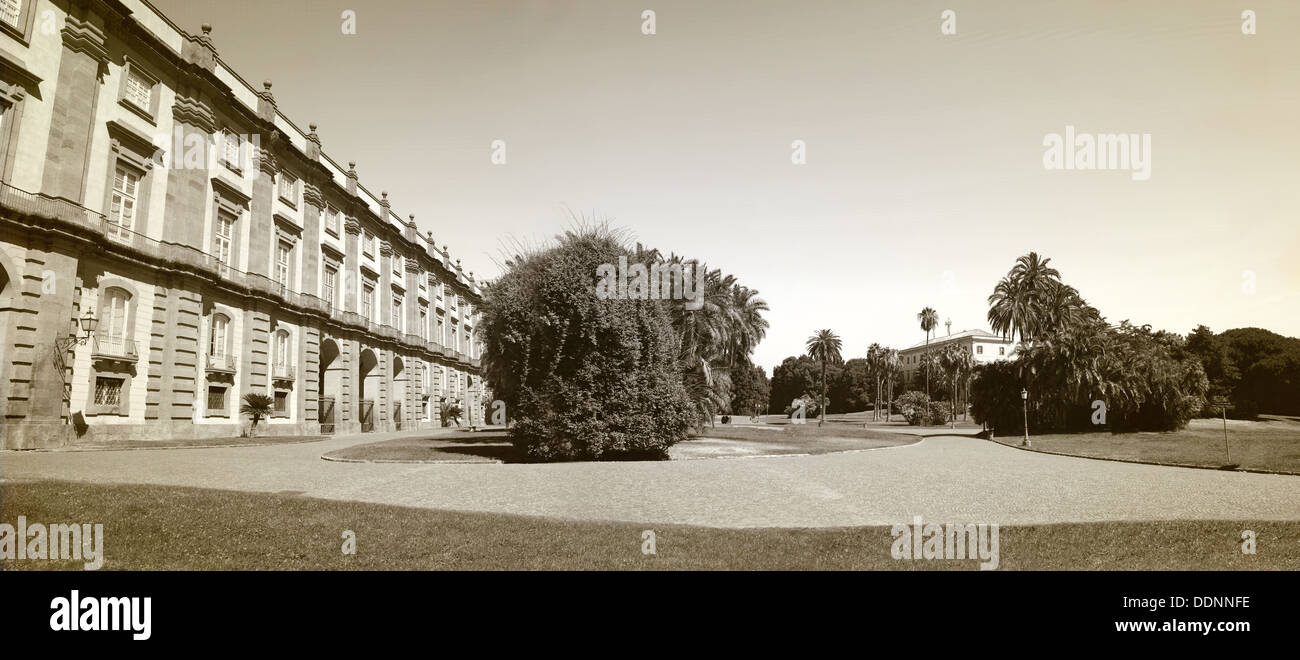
2, 480, 1295, 570
678, 423, 918, 458
324, 430, 513, 463
326, 423, 919, 462
993, 417, 1300, 474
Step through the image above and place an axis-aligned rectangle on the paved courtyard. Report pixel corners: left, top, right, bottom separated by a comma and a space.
3, 431, 1299, 528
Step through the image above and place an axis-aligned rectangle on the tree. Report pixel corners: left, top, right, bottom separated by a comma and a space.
806, 329, 843, 427
917, 307, 939, 399
730, 363, 770, 418
240, 393, 274, 437
769, 355, 819, 413
986, 252, 1100, 344
479, 225, 694, 461
939, 343, 967, 425
882, 348, 901, 422
866, 343, 885, 420
439, 399, 463, 427
830, 358, 872, 413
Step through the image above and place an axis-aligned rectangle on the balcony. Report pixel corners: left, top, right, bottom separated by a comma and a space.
206, 352, 238, 373
272, 363, 296, 382
91, 336, 138, 362
2, 181, 473, 364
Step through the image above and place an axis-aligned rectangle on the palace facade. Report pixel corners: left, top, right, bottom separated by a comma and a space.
0, 0, 486, 448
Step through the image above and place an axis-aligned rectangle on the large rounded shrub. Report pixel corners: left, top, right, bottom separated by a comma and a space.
480, 228, 694, 461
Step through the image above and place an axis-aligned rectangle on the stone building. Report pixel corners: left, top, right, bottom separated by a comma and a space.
897, 327, 1016, 389
0, 0, 486, 448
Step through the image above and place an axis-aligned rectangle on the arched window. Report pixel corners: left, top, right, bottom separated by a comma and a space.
100, 287, 131, 354
209, 313, 230, 357
273, 329, 290, 371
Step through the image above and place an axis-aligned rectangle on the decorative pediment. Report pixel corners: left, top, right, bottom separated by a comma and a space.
210, 175, 252, 208
106, 120, 162, 169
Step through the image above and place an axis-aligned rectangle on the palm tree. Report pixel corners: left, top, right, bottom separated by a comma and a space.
956, 347, 977, 421
917, 307, 939, 399
939, 343, 968, 425
240, 392, 275, 437
664, 257, 769, 429
987, 252, 1064, 343
805, 329, 843, 427
882, 348, 900, 422
866, 343, 884, 421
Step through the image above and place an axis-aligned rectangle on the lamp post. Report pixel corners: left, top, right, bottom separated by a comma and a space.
1020, 387, 1030, 447
57, 309, 99, 352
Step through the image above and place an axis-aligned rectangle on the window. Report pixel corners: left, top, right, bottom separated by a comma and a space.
107, 165, 139, 243
215, 212, 235, 274
123, 68, 152, 111
209, 314, 229, 357
94, 377, 124, 406
1, 0, 21, 28
275, 327, 293, 379
363, 232, 374, 257
273, 330, 290, 370
275, 241, 291, 288
436, 314, 445, 345
999, 346, 1005, 356
100, 288, 130, 355
207, 386, 226, 413
392, 253, 402, 276
325, 207, 340, 235
976, 345, 983, 355
115, 59, 159, 120
278, 172, 297, 205
419, 305, 428, 340
362, 281, 375, 321
323, 266, 337, 308
274, 391, 288, 413
391, 295, 403, 330
221, 130, 242, 171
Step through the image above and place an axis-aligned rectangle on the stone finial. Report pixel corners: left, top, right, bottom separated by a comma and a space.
201, 23, 212, 35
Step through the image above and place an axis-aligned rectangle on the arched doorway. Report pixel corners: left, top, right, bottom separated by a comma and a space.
318, 338, 341, 434
358, 348, 377, 432
392, 356, 405, 431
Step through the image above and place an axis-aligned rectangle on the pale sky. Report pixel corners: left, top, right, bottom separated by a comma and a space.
150, 0, 1300, 373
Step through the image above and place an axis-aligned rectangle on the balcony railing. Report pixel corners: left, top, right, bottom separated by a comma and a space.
91, 336, 138, 361
272, 363, 296, 381
2, 181, 480, 367
206, 352, 238, 373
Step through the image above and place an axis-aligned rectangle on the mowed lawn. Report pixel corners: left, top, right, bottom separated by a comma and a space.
326, 423, 918, 462
993, 416, 1300, 474
2, 480, 1296, 570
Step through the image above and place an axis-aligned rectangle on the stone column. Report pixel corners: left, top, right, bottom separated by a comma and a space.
41, 7, 108, 204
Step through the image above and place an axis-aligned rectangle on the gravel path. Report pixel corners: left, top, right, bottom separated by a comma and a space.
3, 432, 1298, 528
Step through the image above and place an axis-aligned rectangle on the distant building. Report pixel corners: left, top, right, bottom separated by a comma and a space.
897, 328, 1015, 389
